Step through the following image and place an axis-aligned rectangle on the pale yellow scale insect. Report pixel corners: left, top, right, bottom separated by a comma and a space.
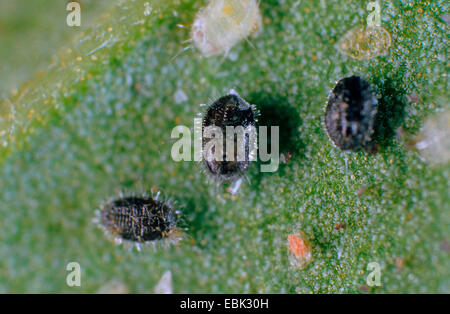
337, 25, 392, 60
191, 0, 262, 57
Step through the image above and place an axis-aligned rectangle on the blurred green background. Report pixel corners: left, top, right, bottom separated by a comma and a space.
0, 0, 110, 97
0, 0, 448, 293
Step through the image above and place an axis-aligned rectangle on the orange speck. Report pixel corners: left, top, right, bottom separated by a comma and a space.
335, 223, 346, 230
417, 8, 423, 14
305, 8, 311, 13
27, 109, 35, 119
312, 55, 317, 61
108, 27, 113, 32
395, 257, 405, 270
175, 116, 182, 124
288, 234, 308, 258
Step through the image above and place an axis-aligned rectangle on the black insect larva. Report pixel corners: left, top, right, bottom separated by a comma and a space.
325, 76, 378, 152
202, 90, 257, 184
97, 192, 182, 250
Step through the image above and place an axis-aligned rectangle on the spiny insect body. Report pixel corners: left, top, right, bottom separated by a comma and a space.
201, 89, 258, 191
96, 191, 183, 250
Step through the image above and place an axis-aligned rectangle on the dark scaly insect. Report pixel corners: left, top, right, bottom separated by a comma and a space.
201, 89, 257, 190
96, 191, 183, 250
325, 76, 378, 152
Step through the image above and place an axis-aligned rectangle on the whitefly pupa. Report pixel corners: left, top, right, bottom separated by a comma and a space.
95, 190, 184, 251
337, 25, 392, 60
190, 0, 262, 57
201, 89, 258, 193
325, 76, 378, 152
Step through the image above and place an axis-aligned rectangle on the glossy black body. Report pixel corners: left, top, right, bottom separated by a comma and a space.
202, 93, 257, 182
325, 76, 378, 152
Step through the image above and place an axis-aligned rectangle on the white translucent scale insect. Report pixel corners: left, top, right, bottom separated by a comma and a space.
415, 109, 450, 165
190, 0, 262, 57
337, 25, 392, 60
